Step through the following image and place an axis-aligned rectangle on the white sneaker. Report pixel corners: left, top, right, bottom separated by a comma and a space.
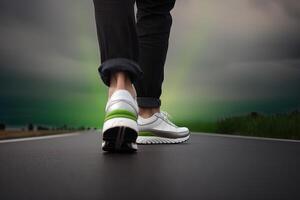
102, 89, 139, 152
137, 111, 190, 144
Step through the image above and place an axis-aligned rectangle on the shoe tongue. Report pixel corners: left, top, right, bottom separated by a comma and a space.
158, 112, 177, 127
159, 111, 169, 119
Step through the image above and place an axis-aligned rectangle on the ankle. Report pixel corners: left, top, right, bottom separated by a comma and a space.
109, 71, 136, 98
139, 107, 160, 118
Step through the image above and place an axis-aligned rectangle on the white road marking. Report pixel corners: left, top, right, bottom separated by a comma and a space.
195, 132, 300, 143
0, 132, 83, 144
0, 130, 298, 144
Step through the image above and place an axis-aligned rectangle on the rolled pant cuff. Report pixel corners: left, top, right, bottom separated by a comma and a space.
137, 97, 161, 108
99, 58, 143, 86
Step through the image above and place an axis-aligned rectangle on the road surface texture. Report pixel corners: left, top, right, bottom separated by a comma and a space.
0, 131, 299, 200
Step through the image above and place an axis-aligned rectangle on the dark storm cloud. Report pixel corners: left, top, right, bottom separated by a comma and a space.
167, 0, 300, 101
201, 1, 300, 65
0, 0, 98, 97
252, 0, 300, 20
0, 0, 82, 65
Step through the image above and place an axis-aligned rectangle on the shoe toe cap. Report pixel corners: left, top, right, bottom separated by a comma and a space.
178, 127, 190, 135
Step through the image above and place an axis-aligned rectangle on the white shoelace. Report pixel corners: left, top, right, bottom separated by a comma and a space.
159, 111, 177, 127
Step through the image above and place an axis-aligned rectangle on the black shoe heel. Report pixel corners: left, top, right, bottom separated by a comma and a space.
102, 126, 138, 152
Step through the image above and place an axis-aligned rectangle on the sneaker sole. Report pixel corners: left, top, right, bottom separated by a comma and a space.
136, 135, 190, 144
102, 118, 138, 152
102, 127, 138, 152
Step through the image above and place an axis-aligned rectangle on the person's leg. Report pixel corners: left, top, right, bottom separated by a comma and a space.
93, 0, 142, 152
93, 0, 142, 97
135, 0, 176, 118
134, 0, 190, 144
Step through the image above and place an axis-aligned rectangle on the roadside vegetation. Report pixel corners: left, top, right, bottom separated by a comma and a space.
177, 111, 300, 140
1, 111, 299, 140
0, 130, 68, 140
0, 123, 97, 140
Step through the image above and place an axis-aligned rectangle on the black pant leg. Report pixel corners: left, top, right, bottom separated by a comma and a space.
135, 0, 176, 108
93, 0, 143, 86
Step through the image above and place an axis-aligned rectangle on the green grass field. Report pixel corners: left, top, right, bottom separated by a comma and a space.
176, 111, 300, 140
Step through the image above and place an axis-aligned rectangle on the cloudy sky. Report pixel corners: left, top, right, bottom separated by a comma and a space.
0, 0, 300, 127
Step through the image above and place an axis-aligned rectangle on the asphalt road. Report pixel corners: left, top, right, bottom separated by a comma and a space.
0, 131, 299, 200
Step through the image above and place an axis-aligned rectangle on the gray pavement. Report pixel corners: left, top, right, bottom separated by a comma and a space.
0, 131, 299, 200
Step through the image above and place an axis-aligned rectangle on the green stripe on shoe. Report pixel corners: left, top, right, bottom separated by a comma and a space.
138, 131, 156, 137
104, 109, 137, 121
